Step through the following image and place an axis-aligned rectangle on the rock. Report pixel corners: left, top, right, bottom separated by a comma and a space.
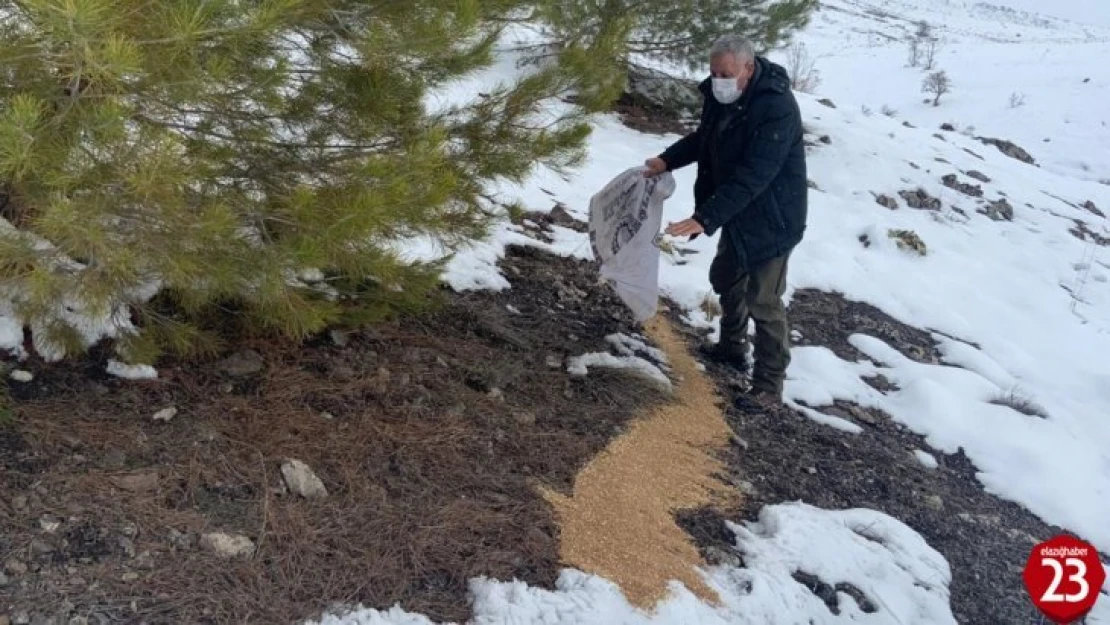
39, 516, 61, 533
933, 133, 946, 141
118, 536, 136, 558
818, 135, 831, 144
135, 550, 155, 570
109, 470, 159, 493
168, 529, 193, 551
976, 136, 1035, 164
281, 459, 328, 499
513, 411, 536, 426
846, 404, 878, 425
545, 354, 562, 369
729, 434, 750, 450
941, 173, 983, 197
1081, 200, 1105, 217
320, 411, 335, 420
200, 532, 255, 559
218, 350, 264, 377
30, 539, 54, 555
12, 495, 28, 511
899, 188, 941, 211
965, 170, 991, 183
704, 546, 742, 568
925, 495, 944, 510
806, 467, 818, 475
5, 558, 28, 576
874, 194, 898, 210
151, 406, 178, 422
888, 229, 927, 256
940, 123, 956, 131
9, 370, 33, 382
818, 98, 837, 109
487, 388, 504, 402
329, 364, 356, 382
329, 329, 350, 347
120, 572, 139, 582
902, 121, 915, 128
984, 198, 1014, 221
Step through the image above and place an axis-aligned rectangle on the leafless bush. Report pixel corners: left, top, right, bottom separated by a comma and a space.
922, 70, 951, 106
881, 105, 898, 117
907, 38, 921, 67
916, 20, 932, 39
861, 105, 873, 116
1009, 92, 1026, 108
923, 37, 941, 70
785, 42, 821, 94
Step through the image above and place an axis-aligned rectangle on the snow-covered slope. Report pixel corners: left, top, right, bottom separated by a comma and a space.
765, 0, 1110, 184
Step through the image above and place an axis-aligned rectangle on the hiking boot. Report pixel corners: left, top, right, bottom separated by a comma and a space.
697, 342, 750, 373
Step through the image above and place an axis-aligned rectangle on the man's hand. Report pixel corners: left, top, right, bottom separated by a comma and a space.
664, 218, 704, 237
643, 157, 667, 177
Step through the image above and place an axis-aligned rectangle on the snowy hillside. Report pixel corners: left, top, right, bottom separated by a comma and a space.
764, 0, 1110, 184
312, 1, 1110, 623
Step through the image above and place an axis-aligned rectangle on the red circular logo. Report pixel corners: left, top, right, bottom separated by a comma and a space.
1023, 535, 1106, 624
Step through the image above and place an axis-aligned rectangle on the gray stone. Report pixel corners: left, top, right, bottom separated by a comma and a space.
280, 459, 328, 499
151, 406, 177, 422
219, 350, 264, 377
984, 198, 1014, 221
704, 546, 742, 568
5, 558, 28, 576
965, 170, 991, 183
109, 470, 159, 493
899, 188, 942, 211
200, 532, 255, 559
925, 495, 944, 510
941, 174, 983, 197
118, 537, 136, 558
976, 136, 1035, 164
329, 329, 350, 347
874, 194, 899, 210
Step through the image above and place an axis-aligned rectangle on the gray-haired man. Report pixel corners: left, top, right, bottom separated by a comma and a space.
644, 35, 808, 408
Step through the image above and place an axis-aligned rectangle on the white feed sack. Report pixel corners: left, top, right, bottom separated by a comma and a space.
587, 167, 676, 322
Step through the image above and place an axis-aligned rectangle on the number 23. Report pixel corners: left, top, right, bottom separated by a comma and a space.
1041, 558, 1090, 603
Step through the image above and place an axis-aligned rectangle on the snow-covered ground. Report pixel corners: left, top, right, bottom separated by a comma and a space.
317, 1, 1110, 622
763, 0, 1110, 185
309, 503, 959, 625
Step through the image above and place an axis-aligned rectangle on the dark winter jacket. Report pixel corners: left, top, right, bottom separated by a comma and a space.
658, 57, 808, 270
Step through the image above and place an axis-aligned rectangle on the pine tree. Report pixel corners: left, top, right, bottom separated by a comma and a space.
0, 0, 625, 362
533, 0, 819, 72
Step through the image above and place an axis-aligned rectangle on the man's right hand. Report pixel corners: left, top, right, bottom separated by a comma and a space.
643, 157, 667, 177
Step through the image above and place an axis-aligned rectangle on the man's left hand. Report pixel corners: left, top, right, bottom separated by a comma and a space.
665, 218, 704, 237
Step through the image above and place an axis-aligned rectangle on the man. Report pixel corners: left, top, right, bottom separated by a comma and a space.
644, 35, 807, 408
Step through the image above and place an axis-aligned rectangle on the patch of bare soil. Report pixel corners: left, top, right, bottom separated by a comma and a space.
666, 290, 1081, 625
0, 245, 670, 625
611, 92, 695, 137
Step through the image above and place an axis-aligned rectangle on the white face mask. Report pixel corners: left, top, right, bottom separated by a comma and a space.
712, 77, 742, 104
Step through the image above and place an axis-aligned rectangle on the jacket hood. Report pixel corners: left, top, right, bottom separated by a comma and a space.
697, 57, 791, 100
